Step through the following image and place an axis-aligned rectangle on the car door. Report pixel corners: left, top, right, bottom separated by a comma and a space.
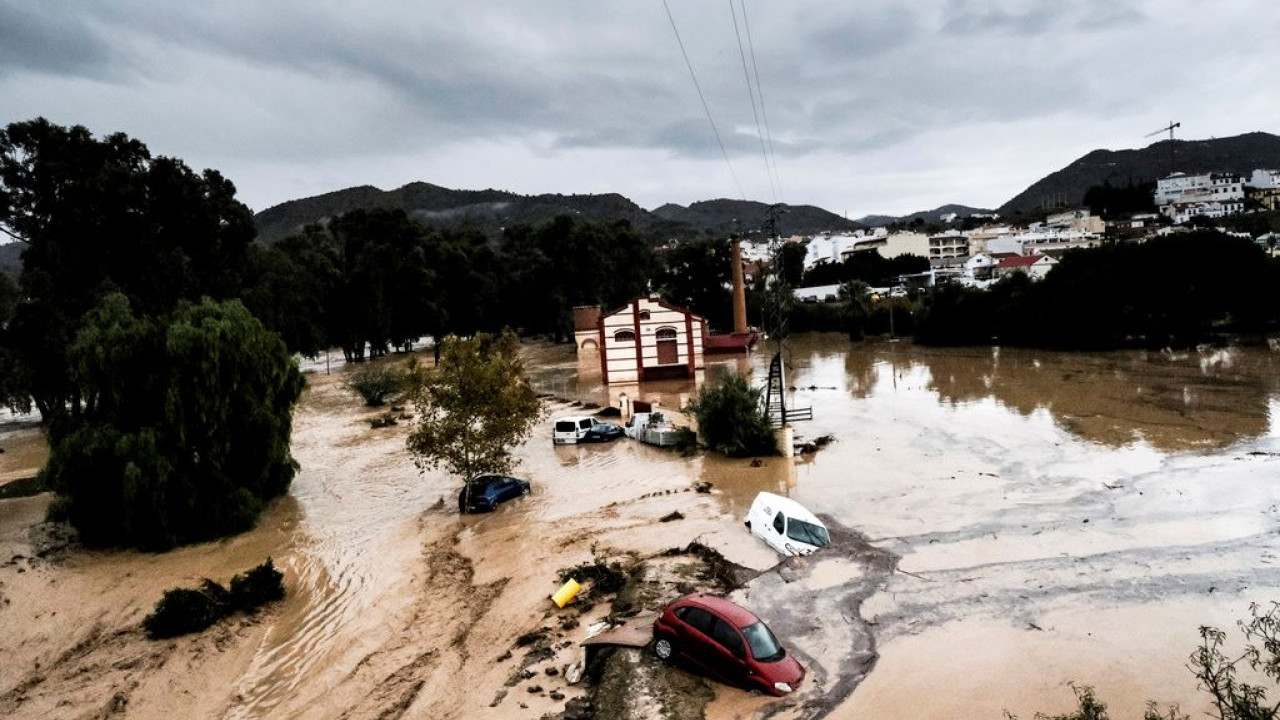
672, 606, 719, 676
767, 511, 790, 554
706, 616, 752, 687
495, 477, 519, 503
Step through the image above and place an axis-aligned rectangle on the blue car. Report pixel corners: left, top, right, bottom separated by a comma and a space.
458, 475, 532, 514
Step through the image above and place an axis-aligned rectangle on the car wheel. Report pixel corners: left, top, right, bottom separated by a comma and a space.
652, 634, 675, 662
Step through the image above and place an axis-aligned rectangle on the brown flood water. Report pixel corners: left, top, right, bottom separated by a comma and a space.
1, 336, 1278, 720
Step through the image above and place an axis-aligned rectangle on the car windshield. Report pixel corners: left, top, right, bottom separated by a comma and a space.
741, 621, 784, 662
786, 518, 830, 547
554, 421, 577, 432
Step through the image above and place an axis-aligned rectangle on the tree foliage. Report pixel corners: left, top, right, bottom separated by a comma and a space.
1191, 602, 1280, 720
916, 232, 1280, 350
498, 216, 655, 339
42, 294, 304, 549
840, 280, 873, 340
406, 331, 543, 481
0, 118, 255, 425
657, 238, 734, 331
685, 373, 778, 458
1083, 179, 1158, 219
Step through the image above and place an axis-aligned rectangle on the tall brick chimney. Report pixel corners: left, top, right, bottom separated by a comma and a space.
730, 239, 748, 334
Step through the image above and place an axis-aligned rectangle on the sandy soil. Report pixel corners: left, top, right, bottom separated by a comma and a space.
1, 338, 1278, 720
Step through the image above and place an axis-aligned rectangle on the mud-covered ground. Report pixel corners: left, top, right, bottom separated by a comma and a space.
1, 337, 1279, 720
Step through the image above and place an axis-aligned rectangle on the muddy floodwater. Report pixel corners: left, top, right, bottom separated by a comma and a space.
1, 335, 1279, 720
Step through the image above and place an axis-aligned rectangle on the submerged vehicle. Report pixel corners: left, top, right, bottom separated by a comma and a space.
623, 411, 682, 447
651, 592, 805, 695
458, 475, 531, 513
553, 415, 624, 444
744, 492, 830, 556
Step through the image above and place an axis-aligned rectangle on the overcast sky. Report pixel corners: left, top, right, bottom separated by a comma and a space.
2, 1, 1277, 219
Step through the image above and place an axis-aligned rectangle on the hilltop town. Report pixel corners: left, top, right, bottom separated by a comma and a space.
745, 166, 1280, 299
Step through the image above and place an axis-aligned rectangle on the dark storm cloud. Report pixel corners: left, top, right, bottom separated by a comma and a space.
0, 0, 1275, 214
0, 2, 119, 79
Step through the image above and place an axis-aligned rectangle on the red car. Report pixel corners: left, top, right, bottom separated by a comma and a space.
651, 593, 805, 696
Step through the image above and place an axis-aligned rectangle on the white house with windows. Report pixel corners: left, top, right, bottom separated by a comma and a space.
1155, 172, 1245, 205
1155, 172, 1246, 223
928, 231, 969, 259
588, 296, 706, 384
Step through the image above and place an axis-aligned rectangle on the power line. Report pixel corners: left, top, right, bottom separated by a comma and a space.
662, 0, 746, 201
739, 0, 782, 202
729, 0, 777, 203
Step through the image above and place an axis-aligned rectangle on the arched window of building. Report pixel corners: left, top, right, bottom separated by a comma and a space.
614, 330, 636, 343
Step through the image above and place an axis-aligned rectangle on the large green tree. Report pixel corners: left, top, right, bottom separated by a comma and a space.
656, 238, 734, 330
406, 331, 542, 484
499, 216, 655, 339
0, 118, 255, 425
42, 294, 304, 549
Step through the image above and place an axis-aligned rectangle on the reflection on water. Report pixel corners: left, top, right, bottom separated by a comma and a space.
538, 334, 1280, 452
777, 335, 1280, 452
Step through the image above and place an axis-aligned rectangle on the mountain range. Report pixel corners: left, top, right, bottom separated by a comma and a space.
2, 131, 1277, 276
252, 131, 1280, 242
252, 182, 859, 245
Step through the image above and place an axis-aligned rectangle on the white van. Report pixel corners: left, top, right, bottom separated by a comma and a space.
553, 416, 596, 445
744, 492, 830, 556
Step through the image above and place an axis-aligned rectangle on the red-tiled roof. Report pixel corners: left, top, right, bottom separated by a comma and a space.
996, 254, 1049, 269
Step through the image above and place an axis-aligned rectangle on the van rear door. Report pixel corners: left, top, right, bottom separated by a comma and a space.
553, 419, 581, 444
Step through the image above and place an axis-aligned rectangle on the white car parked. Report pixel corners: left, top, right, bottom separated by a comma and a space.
744, 492, 830, 556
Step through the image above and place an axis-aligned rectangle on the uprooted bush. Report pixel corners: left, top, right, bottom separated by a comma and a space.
557, 551, 630, 595
143, 559, 285, 639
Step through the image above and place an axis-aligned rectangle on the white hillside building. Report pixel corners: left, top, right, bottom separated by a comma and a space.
803, 232, 886, 270
1154, 172, 1245, 205
1246, 169, 1280, 189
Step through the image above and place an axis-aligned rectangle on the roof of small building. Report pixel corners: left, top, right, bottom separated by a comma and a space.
996, 254, 1054, 269
601, 295, 707, 323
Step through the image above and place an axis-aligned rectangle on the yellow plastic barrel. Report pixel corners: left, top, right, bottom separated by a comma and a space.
551, 578, 581, 608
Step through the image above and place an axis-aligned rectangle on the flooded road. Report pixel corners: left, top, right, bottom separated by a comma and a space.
541, 335, 1280, 718
716, 337, 1280, 719
1, 335, 1278, 719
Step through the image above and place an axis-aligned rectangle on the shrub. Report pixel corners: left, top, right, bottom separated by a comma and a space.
143, 559, 286, 639
143, 580, 231, 640
685, 373, 778, 458
343, 362, 407, 406
229, 558, 286, 612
